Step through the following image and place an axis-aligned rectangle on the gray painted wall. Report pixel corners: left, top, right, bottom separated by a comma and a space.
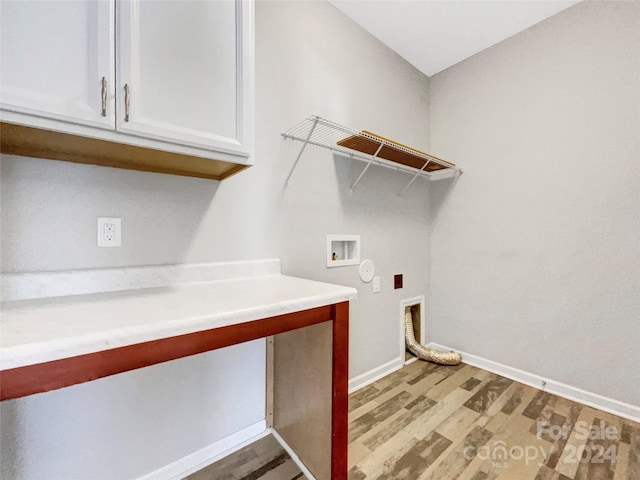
261, 0, 432, 380
3, 1, 637, 477
0, 1, 432, 478
429, 0, 640, 407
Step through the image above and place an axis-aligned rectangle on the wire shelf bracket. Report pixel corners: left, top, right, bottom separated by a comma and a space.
284, 116, 319, 187
351, 142, 384, 191
281, 115, 462, 194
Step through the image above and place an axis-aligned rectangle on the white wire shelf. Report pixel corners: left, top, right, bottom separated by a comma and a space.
282, 115, 462, 196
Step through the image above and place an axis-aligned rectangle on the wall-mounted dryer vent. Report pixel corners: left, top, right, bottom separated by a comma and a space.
405, 304, 421, 363
404, 307, 461, 366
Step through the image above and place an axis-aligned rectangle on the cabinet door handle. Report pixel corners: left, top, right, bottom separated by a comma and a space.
101, 77, 107, 117
124, 84, 131, 122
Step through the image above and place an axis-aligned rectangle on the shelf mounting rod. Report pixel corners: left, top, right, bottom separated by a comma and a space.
351, 142, 384, 191
398, 160, 431, 198
285, 117, 319, 187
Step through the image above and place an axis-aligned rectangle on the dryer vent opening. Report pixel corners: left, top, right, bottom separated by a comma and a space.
405, 304, 422, 363
404, 306, 461, 366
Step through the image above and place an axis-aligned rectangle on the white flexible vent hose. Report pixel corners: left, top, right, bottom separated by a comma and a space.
405, 308, 461, 366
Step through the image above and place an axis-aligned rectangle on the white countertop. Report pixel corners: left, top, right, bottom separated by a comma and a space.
0, 274, 357, 370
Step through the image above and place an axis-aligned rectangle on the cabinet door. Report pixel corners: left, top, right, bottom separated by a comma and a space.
117, 0, 253, 157
0, 0, 115, 129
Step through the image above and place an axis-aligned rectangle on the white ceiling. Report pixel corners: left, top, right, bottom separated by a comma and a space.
328, 0, 581, 76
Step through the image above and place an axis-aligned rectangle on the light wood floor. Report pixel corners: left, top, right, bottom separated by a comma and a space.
188, 359, 639, 480
348, 359, 640, 480
185, 434, 305, 480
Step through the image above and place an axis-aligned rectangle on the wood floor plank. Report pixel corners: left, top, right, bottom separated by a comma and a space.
612, 440, 629, 480
349, 382, 411, 422
529, 395, 560, 439
467, 466, 500, 480
469, 469, 490, 480
258, 457, 308, 480
404, 360, 441, 385
483, 383, 536, 434
349, 366, 412, 414
593, 409, 627, 429
405, 370, 448, 396
501, 384, 527, 415
550, 395, 575, 419
353, 388, 477, 477
523, 390, 553, 420
347, 465, 367, 480
491, 412, 550, 480
348, 390, 413, 442
186, 360, 640, 480
353, 430, 418, 477
574, 417, 618, 480
351, 400, 416, 450
626, 424, 640, 480
474, 381, 522, 430
435, 405, 482, 443
349, 385, 380, 412
459, 464, 501, 480
427, 365, 483, 401
458, 389, 539, 480
463, 394, 543, 478
415, 380, 516, 480
461, 377, 483, 391
347, 362, 637, 480
374, 431, 452, 480
189, 360, 640, 480
419, 426, 494, 480
407, 387, 479, 440
187, 434, 303, 480
484, 411, 511, 435
363, 395, 437, 450
555, 406, 598, 479
543, 400, 582, 470
620, 423, 633, 444
464, 376, 514, 414
534, 464, 572, 480
374, 364, 411, 387
417, 414, 488, 479
348, 441, 372, 469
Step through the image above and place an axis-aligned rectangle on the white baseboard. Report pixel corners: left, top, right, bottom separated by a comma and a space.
428, 342, 640, 424
138, 420, 267, 480
348, 356, 404, 394
271, 428, 317, 480
404, 355, 418, 366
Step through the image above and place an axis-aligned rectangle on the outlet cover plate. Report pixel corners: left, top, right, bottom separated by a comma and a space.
98, 217, 121, 247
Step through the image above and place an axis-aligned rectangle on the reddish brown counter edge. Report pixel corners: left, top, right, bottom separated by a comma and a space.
331, 301, 349, 480
0, 301, 350, 479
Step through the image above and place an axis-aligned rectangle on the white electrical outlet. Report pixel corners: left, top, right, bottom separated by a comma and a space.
98, 217, 121, 247
372, 276, 381, 293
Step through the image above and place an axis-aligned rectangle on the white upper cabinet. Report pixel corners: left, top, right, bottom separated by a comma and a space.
0, 0, 115, 129
0, 0, 254, 173
117, 0, 251, 156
